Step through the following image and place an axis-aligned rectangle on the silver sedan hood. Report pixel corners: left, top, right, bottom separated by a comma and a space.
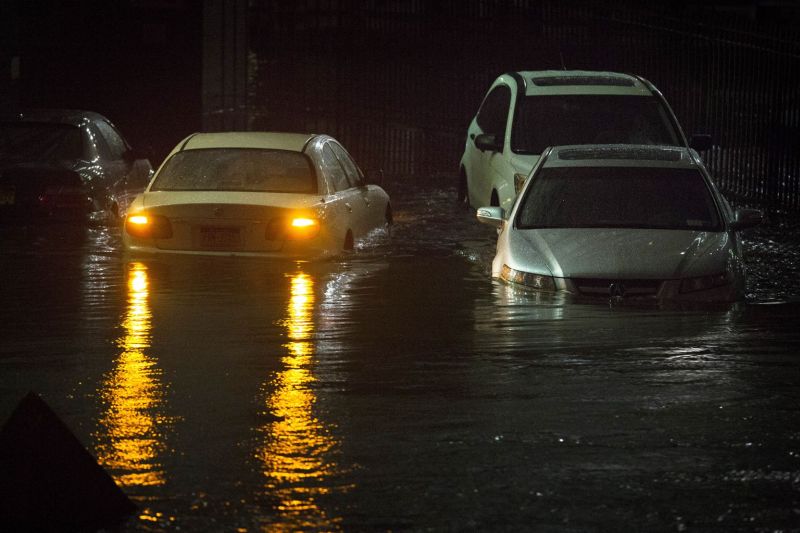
508, 228, 731, 279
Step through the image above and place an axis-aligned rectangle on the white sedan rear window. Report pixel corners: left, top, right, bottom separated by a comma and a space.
151, 148, 317, 193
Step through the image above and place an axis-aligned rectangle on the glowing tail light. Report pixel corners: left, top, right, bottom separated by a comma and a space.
291, 217, 317, 228
266, 216, 320, 240
288, 217, 320, 239
125, 213, 173, 239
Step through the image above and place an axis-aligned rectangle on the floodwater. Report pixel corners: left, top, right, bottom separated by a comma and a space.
1, 179, 799, 532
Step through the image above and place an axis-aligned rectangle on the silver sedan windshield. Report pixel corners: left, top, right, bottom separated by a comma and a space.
516, 166, 722, 231
151, 148, 317, 193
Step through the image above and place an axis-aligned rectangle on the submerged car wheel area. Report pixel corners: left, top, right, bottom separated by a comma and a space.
122, 131, 391, 259
459, 70, 712, 212
477, 144, 762, 304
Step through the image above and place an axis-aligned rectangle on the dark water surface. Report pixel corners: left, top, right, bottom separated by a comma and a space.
1, 180, 799, 532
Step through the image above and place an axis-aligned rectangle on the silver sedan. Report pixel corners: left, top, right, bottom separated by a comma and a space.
477, 145, 762, 303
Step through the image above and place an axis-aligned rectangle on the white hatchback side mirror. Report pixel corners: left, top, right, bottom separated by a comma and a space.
730, 208, 762, 231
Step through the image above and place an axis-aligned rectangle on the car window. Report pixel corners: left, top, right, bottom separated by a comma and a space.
0, 122, 84, 161
511, 95, 680, 154
516, 166, 721, 231
87, 123, 112, 160
476, 85, 511, 135
151, 148, 317, 193
95, 120, 128, 160
321, 144, 351, 192
329, 142, 363, 187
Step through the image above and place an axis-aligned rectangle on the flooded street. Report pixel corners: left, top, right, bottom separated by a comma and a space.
1, 179, 799, 531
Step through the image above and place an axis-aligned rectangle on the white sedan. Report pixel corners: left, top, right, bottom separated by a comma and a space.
477, 144, 762, 304
123, 132, 391, 258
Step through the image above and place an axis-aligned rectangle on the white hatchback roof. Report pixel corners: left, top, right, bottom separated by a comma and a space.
517, 70, 654, 97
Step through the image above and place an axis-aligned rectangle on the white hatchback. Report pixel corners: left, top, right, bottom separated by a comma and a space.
459, 70, 710, 212
123, 132, 391, 258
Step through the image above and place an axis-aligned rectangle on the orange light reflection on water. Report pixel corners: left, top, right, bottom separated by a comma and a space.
95, 262, 171, 488
256, 271, 341, 530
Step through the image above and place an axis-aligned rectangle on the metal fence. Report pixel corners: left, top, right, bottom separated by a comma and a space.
242, 0, 800, 211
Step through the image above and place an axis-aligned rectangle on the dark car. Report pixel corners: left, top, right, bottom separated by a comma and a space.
0, 109, 152, 223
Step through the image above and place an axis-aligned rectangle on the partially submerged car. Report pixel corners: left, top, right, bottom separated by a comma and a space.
123, 132, 391, 258
459, 70, 711, 211
477, 144, 761, 304
0, 109, 152, 222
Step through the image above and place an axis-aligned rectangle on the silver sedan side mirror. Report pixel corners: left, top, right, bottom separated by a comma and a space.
476, 206, 505, 228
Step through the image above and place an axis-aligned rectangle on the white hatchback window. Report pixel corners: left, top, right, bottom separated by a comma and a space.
476, 85, 511, 135
511, 95, 679, 154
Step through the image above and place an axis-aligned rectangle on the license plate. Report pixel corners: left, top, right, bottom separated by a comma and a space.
199, 226, 242, 249
0, 188, 14, 206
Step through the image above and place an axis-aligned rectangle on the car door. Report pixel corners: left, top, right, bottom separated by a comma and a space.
329, 141, 379, 234
465, 83, 512, 207
93, 120, 152, 202
319, 142, 360, 247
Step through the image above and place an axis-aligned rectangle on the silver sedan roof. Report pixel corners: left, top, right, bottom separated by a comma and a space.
542, 144, 699, 169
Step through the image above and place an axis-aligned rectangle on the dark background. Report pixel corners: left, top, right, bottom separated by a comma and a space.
1, 0, 203, 164
2, 0, 800, 209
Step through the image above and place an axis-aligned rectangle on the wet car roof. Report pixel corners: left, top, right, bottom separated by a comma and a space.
1, 109, 108, 128
177, 132, 317, 153
544, 144, 697, 168
515, 70, 654, 97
